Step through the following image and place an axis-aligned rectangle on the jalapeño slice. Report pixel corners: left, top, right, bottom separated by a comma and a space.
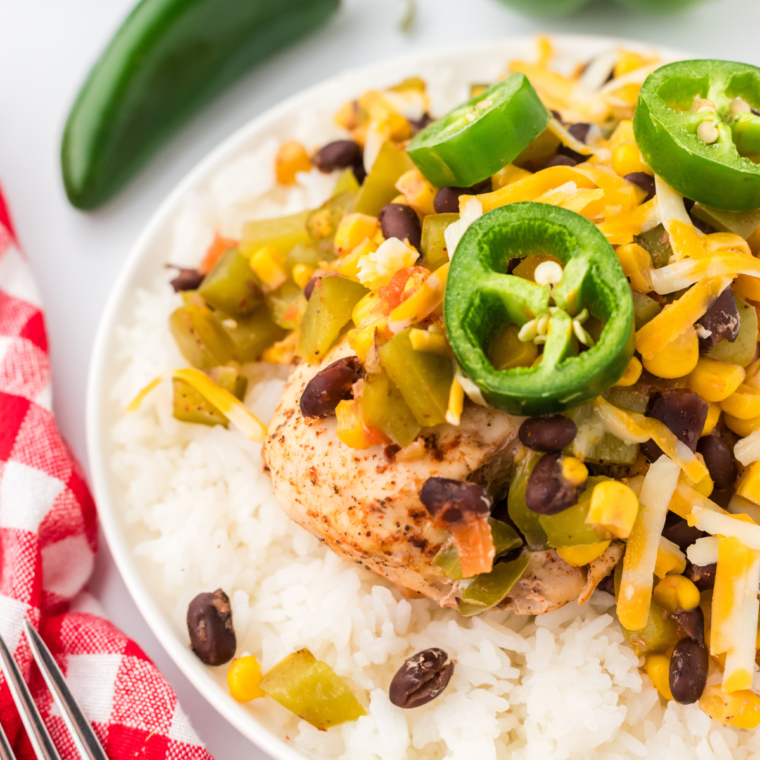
634, 60, 760, 211
407, 73, 551, 189
444, 203, 634, 416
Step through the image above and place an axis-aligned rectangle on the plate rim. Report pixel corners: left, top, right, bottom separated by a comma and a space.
86, 33, 687, 760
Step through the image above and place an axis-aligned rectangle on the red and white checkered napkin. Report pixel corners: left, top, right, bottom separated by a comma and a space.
0, 189, 214, 760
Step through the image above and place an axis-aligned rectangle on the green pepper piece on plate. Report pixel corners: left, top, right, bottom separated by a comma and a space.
378, 328, 454, 428
169, 298, 234, 369
507, 450, 548, 551
634, 60, 760, 211
198, 247, 262, 316
240, 210, 312, 259
444, 203, 634, 416
356, 368, 421, 448
539, 476, 612, 547
421, 213, 459, 270
407, 73, 551, 188
219, 305, 286, 363
61, 0, 340, 210
354, 142, 414, 217
172, 363, 246, 427
709, 296, 758, 367
297, 276, 368, 364
457, 555, 530, 616
260, 648, 366, 730
434, 518, 523, 580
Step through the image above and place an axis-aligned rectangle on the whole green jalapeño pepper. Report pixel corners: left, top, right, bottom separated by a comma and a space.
634, 60, 760, 211
407, 73, 550, 189
62, 0, 339, 210
444, 203, 634, 416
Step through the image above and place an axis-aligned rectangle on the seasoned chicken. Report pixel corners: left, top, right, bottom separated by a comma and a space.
264, 342, 592, 612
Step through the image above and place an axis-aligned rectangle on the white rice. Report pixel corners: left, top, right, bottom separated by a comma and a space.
109, 59, 760, 760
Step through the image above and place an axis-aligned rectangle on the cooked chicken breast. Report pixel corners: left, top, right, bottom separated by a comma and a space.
264, 343, 601, 611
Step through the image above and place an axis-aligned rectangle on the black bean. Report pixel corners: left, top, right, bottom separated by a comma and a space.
433, 180, 491, 214
597, 573, 616, 596
647, 389, 708, 452
389, 648, 454, 708
624, 172, 656, 202
669, 637, 709, 705
685, 561, 717, 591
568, 123, 592, 144
187, 589, 236, 666
525, 452, 586, 515
304, 276, 320, 300
672, 606, 706, 648
379, 203, 422, 250
545, 154, 578, 168
311, 140, 363, 173
518, 415, 577, 452
409, 113, 434, 134
691, 215, 717, 235
419, 477, 492, 526
169, 267, 205, 292
697, 435, 737, 490
662, 514, 705, 552
696, 287, 740, 353
300, 357, 363, 419
558, 146, 588, 164
507, 257, 521, 274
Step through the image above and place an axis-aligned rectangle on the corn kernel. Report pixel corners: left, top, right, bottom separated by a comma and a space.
561, 457, 588, 487
309, 208, 335, 239
615, 51, 647, 79
615, 243, 653, 293
700, 685, 760, 729
261, 331, 298, 365
227, 656, 265, 702
725, 412, 760, 437
335, 100, 365, 131
557, 541, 611, 567
334, 214, 380, 257
395, 169, 436, 216
702, 402, 722, 436
292, 264, 315, 290
736, 462, 760, 506
615, 356, 643, 387
387, 112, 412, 141
689, 357, 746, 403
586, 480, 639, 539
721, 385, 760, 420
390, 194, 409, 206
249, 246, 288, 292
335, 399, 383, 449
653, 575, 701, 613
275, 141, 311, 185
642, 326, 699, 379
645, 654, 674, 701
347, 319, 389, 363
654, 543, 688, 579
339, 239, 377, 282
613, 142, 650, 177
409, 328, 453, 357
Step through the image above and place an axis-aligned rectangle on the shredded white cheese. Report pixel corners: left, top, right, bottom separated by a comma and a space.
445, 197, 483, 259
598, 62, 661, 96
687, 536, 720, 567
735, 428, 760, 466
356, 237, 418, 289
578, 49, 620, 93
692, 507, 760, 549
655, 174, 693, 236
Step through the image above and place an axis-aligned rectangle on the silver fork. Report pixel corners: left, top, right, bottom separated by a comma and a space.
0, 621, 108, 760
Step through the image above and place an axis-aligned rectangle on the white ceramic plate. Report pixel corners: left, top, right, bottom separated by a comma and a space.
87, 34, 684, 760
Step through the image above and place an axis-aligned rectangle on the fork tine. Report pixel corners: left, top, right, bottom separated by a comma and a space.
0, 720, 17, 760
23, 623, 108, 760
0, 631, 61, 760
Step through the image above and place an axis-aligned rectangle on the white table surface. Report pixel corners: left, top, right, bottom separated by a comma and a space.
1, 0, 759, 756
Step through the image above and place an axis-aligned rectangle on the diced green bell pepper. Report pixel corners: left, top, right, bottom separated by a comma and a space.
265, 280, 304, 330
377, 328, 454, 427
307, 190, 358, 253
604, 385, 650, 414
691, 203, 760, 239
259, 648, 366, 730
354, 142, 414, 217
457, 555, 530, 616
565, 406, 639, 465
198, 247, 262, 316
357, 368, 421, 447
632, 291, 663, 330
171, 364, 247, 427
421, 213, 458, 270
286, 242, 325, 270
507, 450, 548, 551
623, 600, 680, 655
635, 224, 672, 269
297, 276, 368, 364
539, 475, 610, 547
169, 298, 234, 369
219, 305, 286, 362
240, 209, 311, 258
710, 295, 758, 367
434, 518, 523, 580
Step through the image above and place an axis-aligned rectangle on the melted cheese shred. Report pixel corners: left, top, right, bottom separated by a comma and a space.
617, 456, 680, 631
127, 368, 268, 442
